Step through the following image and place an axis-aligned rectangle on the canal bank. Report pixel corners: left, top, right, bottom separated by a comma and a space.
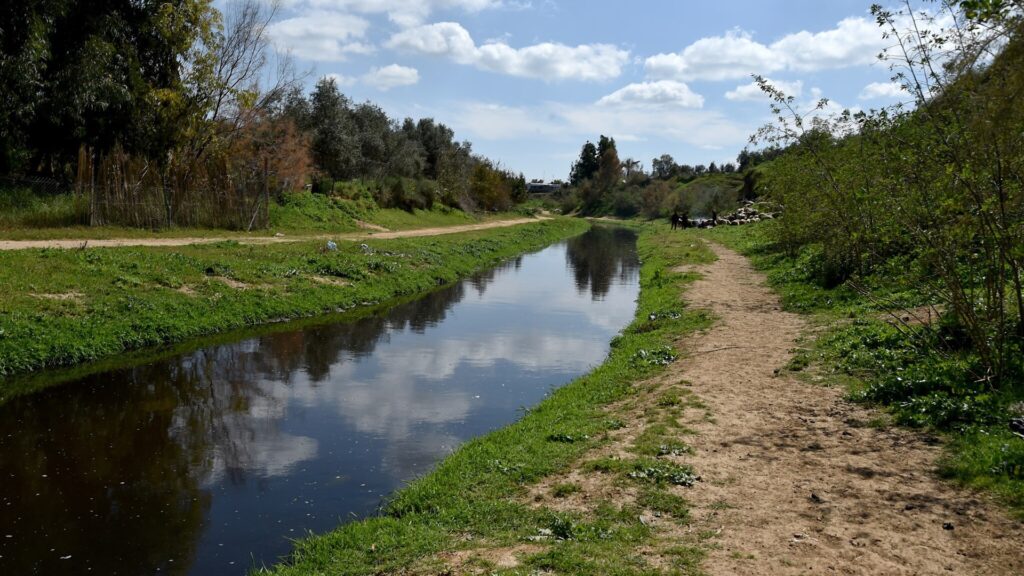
0, 224, 646, 575
0, 217, 587, 385
265, 224, 717, 575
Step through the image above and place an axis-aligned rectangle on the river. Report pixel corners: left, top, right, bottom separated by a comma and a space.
0, 226, 640, 575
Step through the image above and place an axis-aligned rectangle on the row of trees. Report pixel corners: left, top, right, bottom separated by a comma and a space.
280, 78, 526, 211
650, 155, 741, 180
0, 0, 525, 227
563, 135, 770, 218
754, 1, 1023, 384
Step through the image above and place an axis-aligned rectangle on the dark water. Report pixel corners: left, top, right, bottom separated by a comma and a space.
0, 227, 640, 575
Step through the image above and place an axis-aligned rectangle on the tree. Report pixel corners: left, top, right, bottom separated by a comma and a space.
0, 0, 222, 177
593, 139, 621, 198
351, 102, 391, 178
651, 154, 677, 179
570, 141, 599, 185
621, 158, 642, 180
309, 77, 358, 180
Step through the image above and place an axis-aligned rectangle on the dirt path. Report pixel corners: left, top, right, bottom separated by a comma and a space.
0, 217, 545, 250
467, 240, 1024, 575
675, 242, 1023, 575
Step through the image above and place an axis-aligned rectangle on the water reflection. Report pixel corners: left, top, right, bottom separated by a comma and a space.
566, 226, 640, 299
0, 226, 639, 576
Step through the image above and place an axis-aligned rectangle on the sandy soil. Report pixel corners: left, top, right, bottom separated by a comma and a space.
0, 217, 545, 250
674, 243, 1024, 575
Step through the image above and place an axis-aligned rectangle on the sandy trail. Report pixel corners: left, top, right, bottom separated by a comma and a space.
0, 217, 545, 250
678, 242, 1024, 575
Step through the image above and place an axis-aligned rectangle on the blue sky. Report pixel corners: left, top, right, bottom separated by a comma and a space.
260, 0, 915, 180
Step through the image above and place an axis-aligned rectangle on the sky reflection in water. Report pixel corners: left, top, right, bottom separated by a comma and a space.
0, 226, 639, 575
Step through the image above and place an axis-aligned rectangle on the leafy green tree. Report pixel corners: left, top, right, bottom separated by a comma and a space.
352, 102, 391, 178
0, 0, 221, 177
309, 77, 358, 180
651, 154, 677, 179
570, 141, 599, 185
595, 140, 621, 194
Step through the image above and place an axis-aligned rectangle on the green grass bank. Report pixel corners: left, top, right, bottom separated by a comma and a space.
261, 223, 714, 575
0, 218, 586, 387
706, 222, 1024, 518
0, 189, 531, 240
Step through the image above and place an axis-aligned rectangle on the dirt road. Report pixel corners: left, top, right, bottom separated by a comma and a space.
0, 217, 545, 250
674, 243, 1023, 574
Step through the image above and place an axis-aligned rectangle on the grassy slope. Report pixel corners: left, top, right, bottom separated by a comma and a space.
707, 222, 1024, 518
263, 223, 715, 576
0, 218, 588, 386
0, 191, 516, 240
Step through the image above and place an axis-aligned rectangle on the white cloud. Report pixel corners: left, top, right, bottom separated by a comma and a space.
323, 72, 357, 87
772, 17, 886, 71
267, 11, 373, 61
597, 81, 704, 108
362, 64, 420, 90
386, 21, 477, 62
645, 16, 897, 82
725, 78, 803, 101
387, 21, 628, 81
859, 81, 905, 100
645, 29, 779, 82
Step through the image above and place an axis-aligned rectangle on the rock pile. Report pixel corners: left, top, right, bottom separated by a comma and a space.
716, 201, 779, 226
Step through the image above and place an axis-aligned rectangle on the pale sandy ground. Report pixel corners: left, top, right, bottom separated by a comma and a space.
0, 217, 545, 250
675, 243, 1024, 575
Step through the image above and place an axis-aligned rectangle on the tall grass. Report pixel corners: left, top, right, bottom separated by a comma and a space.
0, 189, 87, 229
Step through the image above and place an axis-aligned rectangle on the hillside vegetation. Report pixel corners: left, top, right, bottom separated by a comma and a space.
717, 2, 1024, 512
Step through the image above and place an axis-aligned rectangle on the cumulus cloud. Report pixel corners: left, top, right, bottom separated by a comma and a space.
597, 81, 704, 108
725, 78, 803, 101
323, 72, 357, 87
386, 21, 477, 61
859, 81, 906, 100
362, 64, 420, 90
387, 21, 628, 81
645, 16, 896, 82
772, 17, 887, 71
267, 11, 373, 61
645, 29, 778, 82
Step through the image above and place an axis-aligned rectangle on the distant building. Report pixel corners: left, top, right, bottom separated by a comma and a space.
526, 181, 562, 194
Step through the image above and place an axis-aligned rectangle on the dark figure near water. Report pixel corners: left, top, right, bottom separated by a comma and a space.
670, 212, 680, 230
